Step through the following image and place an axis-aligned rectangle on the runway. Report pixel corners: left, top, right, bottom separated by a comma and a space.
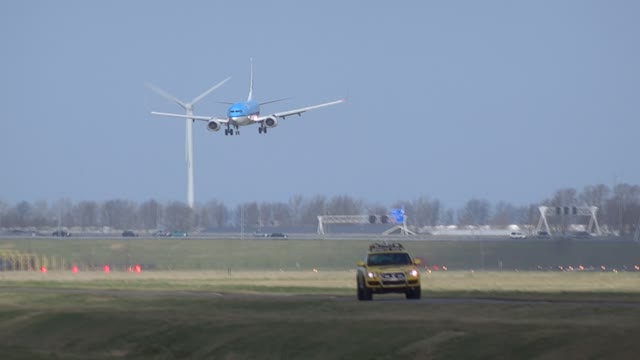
4, 286, 640, 307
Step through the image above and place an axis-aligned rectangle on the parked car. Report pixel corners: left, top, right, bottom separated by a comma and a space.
571, 231, 591, 238
152, 230, 170, 237
269, 232, 288, 239
170, 231, 188, 237
122, 230, 138, 237
52, 230, 71, 237
509, 231, 527, 239
536, 231, 551, 239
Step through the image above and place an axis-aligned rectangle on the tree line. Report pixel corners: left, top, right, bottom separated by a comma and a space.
1, 183, 639, 234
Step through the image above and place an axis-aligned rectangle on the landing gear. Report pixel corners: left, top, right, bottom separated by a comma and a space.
258, 126, 268, 134
225, 127, 240, 136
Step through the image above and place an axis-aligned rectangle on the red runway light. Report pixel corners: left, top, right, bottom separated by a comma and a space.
134, 264, 142, 273
72, 266, 79, 273
103, 264, 111, 273
40, 267, 47, 273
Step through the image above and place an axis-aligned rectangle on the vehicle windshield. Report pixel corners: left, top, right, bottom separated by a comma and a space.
367, 253, 412, 266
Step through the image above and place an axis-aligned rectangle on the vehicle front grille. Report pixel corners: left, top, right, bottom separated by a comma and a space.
381, 272, 406, 286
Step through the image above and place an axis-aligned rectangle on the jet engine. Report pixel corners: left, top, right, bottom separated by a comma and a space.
207, 120, 221, 131
264, 116, 278, 128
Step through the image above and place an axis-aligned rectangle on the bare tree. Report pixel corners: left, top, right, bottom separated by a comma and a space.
31, 200, 52, 227
442, 208, 455, 225
491, 201, 516, 226
163, 201, 193, 231
412, 196, 441, 227
139, 199, 162, 230
458, 199, 491, 226
288, 194, 304, 226
301, 195, 327, 226
14, 201, 32, 227
547, 188, 578, 206
101, 199, 137, 230
259, 202, 272, 227
0, 204, 20, 228
608, 184, 640, 235
270, 202, 292, 227
327, 195, 363, 216
53, 198, 75, 228
234, 202, 260, 229
73, 201, 99, 229
579, 184, 610, 207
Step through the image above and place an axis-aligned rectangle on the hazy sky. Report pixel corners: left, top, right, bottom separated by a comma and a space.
1, 1, 638, 209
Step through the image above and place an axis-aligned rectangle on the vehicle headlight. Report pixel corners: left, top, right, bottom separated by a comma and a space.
408, 269, 419, 277
367, 271, 377, 278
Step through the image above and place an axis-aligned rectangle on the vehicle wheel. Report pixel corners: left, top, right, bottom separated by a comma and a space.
357, 276, 372, 301
364, 287, 372, 300
405, 286, 421, 300
357, 278, 364, 300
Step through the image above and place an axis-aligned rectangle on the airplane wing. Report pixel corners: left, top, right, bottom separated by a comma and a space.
150, 112, 229, 123
255, 98, 345, 122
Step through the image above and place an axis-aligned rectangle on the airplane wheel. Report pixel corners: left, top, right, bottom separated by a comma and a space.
258, 127, 262, 134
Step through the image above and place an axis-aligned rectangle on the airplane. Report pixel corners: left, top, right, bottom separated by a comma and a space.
151, 61, 345, 136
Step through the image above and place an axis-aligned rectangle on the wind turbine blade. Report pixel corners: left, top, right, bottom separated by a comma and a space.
190, 77, 231, 106
145, 82, 188, 110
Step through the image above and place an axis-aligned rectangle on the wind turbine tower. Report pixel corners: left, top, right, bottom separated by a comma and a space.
147, 77, 230, 208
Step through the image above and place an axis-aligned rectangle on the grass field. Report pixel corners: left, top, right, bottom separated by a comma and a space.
1, 281, 640, 359
1, 237, 639, 271
1, 270, 640, 302
1, 238, 640, 359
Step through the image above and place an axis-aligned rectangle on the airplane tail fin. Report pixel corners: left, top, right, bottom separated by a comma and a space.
247, 58, 254, 102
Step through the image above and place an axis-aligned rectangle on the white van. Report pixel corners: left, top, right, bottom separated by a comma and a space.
509, 231, 527, 239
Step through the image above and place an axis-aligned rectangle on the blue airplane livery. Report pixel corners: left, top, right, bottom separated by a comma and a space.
151, 60, 345, 136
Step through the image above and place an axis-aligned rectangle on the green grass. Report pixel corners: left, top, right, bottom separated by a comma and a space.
1, 237, 640, 271
1, 238, 640, 359
1, 270, 639, 302
1, 289, 639, 359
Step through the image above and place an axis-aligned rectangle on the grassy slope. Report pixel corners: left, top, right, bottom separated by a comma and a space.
1, 291, 640, 359
1, 238, 639, 271
1, 271, 640, 302
1, 238, 640, 359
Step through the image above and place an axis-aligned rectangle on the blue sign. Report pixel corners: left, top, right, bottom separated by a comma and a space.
391, 208, 405, 223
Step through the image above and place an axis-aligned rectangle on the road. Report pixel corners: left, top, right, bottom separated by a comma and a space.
3, 286, 640, 307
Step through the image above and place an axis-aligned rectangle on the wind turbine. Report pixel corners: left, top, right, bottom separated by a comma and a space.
147, 77, 230, 208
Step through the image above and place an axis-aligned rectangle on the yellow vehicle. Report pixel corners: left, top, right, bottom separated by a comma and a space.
356, 242, 422, 301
